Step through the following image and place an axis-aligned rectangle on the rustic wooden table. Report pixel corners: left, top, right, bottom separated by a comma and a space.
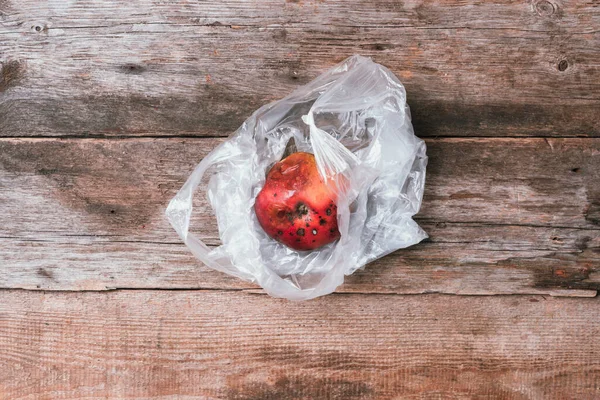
1, 0, 599, 398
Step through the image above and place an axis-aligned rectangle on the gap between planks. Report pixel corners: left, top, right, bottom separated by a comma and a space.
2, 134, 600, 140
1, 287, 596, 298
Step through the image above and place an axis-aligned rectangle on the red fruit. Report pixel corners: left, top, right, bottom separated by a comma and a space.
255, 152, 340, 251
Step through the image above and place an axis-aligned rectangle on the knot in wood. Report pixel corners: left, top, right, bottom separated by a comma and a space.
535, 0, 555, 17
558, 60, 568, 72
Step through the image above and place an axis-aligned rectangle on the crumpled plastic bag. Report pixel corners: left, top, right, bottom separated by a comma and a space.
166, 55, 427, 300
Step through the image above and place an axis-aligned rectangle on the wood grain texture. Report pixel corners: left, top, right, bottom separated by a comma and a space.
1, 137, 598, 295
0, 0, 599, 138
1, 1, 599, 398
0, 290, 599, 400
0, 2, 599, 398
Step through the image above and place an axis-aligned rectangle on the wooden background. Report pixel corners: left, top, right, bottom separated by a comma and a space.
1, 0, 599, 398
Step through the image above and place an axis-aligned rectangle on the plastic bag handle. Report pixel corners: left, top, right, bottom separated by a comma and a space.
165, 144, 234, 271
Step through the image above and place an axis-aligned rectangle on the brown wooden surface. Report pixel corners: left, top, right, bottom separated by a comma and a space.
1, 0, 600, 398
1, 291, 600, 400
1, 0, 599, 138
1, 137, 599, 296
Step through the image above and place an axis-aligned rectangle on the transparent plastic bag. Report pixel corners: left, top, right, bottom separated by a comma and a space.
166, 55, 428, 300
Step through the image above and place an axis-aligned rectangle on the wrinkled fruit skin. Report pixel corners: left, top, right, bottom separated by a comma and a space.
254, 152, 340, 251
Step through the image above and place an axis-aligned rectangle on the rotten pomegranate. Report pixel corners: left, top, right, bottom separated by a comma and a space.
254, 152, 340, 251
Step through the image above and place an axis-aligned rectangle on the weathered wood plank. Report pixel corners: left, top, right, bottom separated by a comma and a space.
1, 137, 598, 295
0, 290, 599, 399
1, 0, 599, 138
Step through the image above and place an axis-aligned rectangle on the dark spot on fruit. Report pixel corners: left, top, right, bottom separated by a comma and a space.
312, 240, 315, 243
306, 223, 310, 227
326, 208, 332, 216
296, 203, 309, 215
297, 228, 305, 236
273, 193, 277, 197
330, 229, 335, 233
110, 210, 115, 214
296, 239, 301, 242
277, 230, 283, 235
319, 218, 326, 225
277, 210, 286, 218
312, 229, 317, 235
